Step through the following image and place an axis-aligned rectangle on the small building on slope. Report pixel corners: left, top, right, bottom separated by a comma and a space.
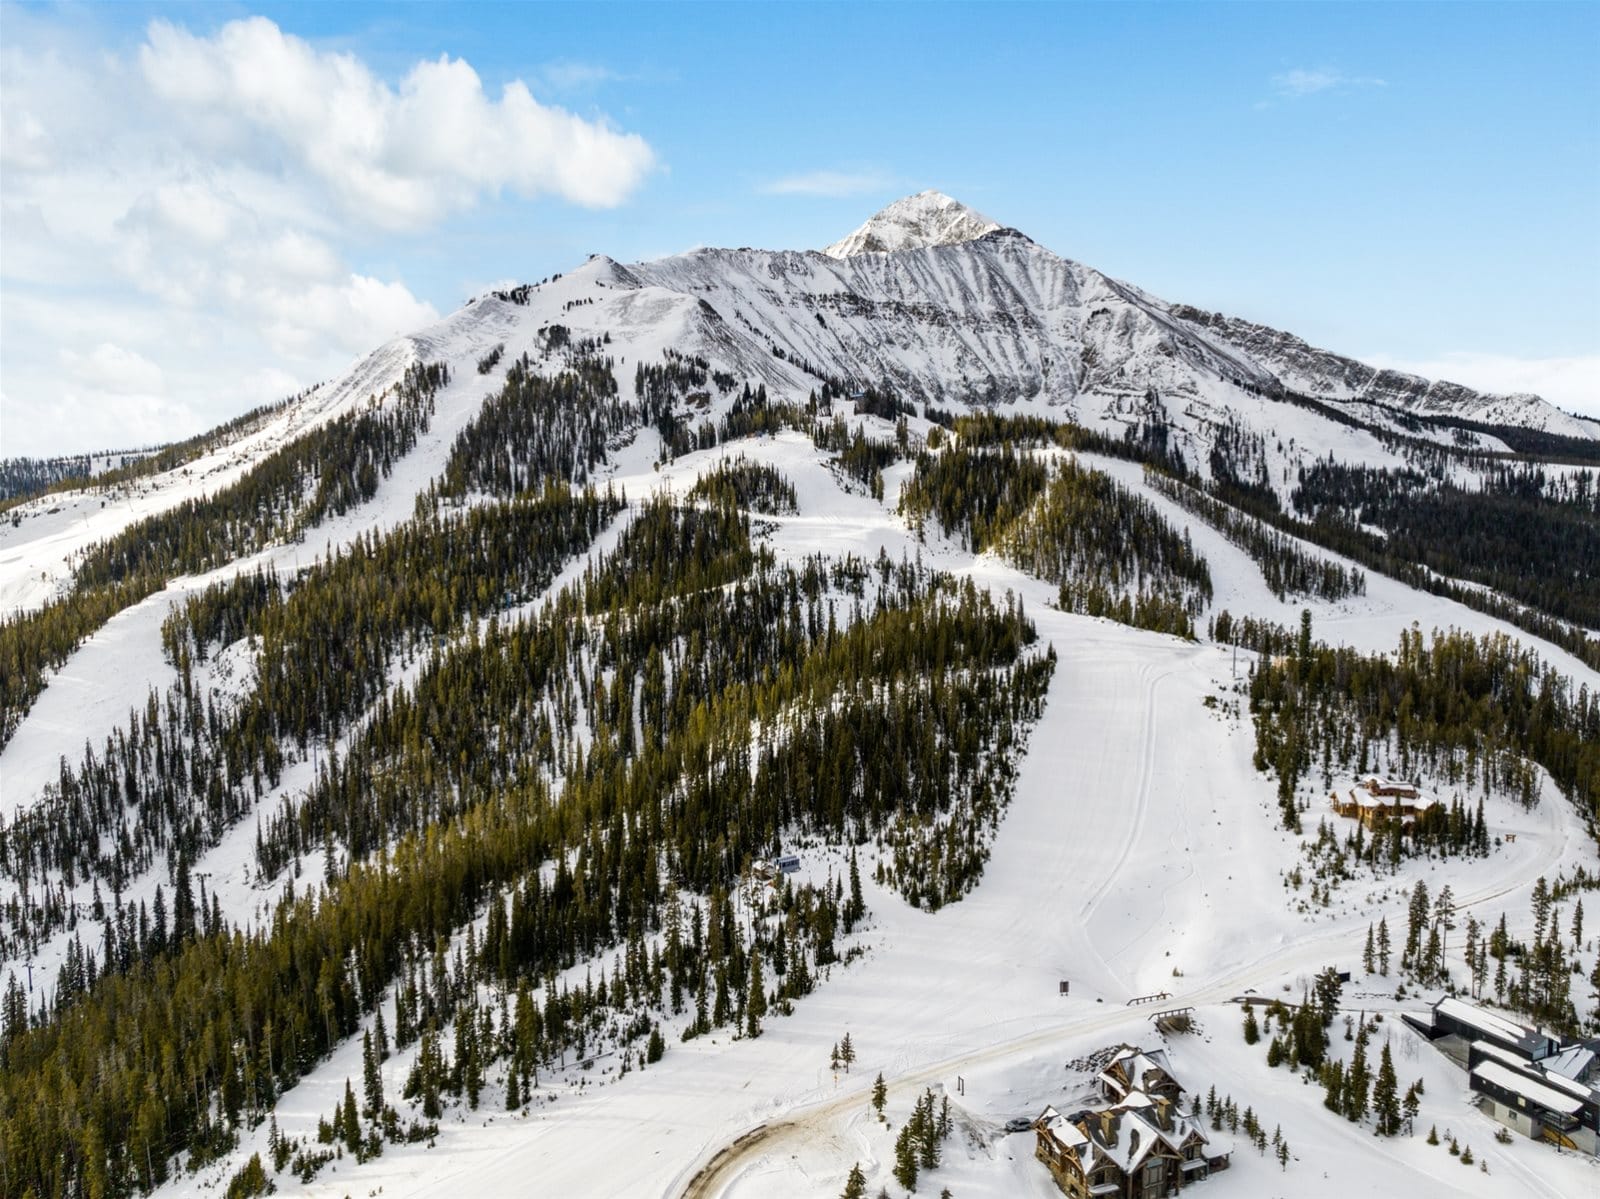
1329, 775, 1441, 833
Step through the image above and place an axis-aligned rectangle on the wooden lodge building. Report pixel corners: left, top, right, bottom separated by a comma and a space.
1033, 1047, 1230, 1198
1329, 775, 1441, 833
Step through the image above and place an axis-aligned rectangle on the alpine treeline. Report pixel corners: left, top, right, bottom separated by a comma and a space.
0, 363, 448, 748
0, 485, 622, 956
427, 348, 625, 503
1146, 471, 1365, 603
0, 338, 1056, 1197
1291, 461, 1600, 629
941, 409, 1600, 673
1250, 626, 1600, 831
899, 441, 1210, 638
686, 457, 799, 515
0, 490, 1052, 1199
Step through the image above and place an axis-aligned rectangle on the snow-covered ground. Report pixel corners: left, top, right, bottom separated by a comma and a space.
2, 214, 1596, 1199
27, 426, 1565, 1199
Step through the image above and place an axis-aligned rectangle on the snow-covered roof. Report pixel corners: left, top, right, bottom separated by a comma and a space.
1362, 774, 1417, 793
1468, 1040, 1595, 1100
1101, 1046, 1178, 1091
1435, 996, 1538, 1043
1070, 1102, 1208, 1175
1343, 782, 1439, 809
1473, 1040, 1537, 1071
1037, 1106, 1088, 1148
1544, 1043, 1597, 1083
1472, 1060, 1584, 1115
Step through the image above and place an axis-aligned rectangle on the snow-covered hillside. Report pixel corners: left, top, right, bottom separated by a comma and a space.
1171, 304, 1600, 439
6, 189, 1590, 621
1, 193, 1596, 1199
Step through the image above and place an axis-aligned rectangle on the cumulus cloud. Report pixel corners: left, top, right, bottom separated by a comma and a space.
1363, 351, 1600, 418
62, 343, 166, 395
1270, 67, 1387, 98
139, 18, 655, 229
760, 169, 900, 198
0, 13, 655, 456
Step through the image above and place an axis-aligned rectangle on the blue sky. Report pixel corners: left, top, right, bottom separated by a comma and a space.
3, 1, 1597, 454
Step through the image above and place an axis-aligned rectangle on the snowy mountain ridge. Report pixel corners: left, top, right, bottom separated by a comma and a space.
7, 192, 1594, 621
624, 191, 1588, 446
1, 192, 1597, 1199
822, 189, 1001, 258
1170, 304, 1600, 440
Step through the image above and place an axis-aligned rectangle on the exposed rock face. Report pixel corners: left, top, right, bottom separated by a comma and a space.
1169, 305, 1597, 438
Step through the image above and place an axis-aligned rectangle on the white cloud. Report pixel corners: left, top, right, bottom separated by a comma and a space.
0, 13, 654, 456
61, 343, 166, 395
537, 61, 622, 93
256, 275, 439, 360
1270, 67, 1386, 99
139, 18, 655, 229
1363, 351, 1600, 418
759, 170, 900, 198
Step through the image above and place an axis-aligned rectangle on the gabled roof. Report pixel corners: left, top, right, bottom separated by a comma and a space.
1038, 1045, 1213, 1180
1344, 781, 1439, 809
1544, 1043, 1597, 1083
1099, 1046, 1180, 1096
1072, 1099, 1207, 1174
1036, 1105, 1088, 1149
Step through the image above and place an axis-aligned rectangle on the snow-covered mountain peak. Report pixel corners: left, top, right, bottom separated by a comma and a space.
822, 190, 1003, 258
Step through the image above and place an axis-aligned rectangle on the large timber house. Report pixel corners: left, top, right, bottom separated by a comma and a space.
1033, 1047, 1230, 1198
1329, 775, 1441, 833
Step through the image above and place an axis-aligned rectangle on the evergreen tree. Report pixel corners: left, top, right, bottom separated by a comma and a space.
1402, 1081, 1422, 1132
1344, 1027, 1371, 1122
1321, 1060, 1345, 1113
893, 1122, 918, 1190
746, 954, 766, 1038
841, 1162, 867, 1199
362, 1029, 383, 1117
1374, 1042, 1401, 1135
341, 1078, 361, 1153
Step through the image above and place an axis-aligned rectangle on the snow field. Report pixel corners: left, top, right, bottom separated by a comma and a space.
0, 256, 1594, 1199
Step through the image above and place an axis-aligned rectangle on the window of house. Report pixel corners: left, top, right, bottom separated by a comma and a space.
1141, 1163, 1166, 1198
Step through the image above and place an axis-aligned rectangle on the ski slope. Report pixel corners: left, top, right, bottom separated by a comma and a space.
55, 425, 1575, 1199
1, 196, 1596, 1199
